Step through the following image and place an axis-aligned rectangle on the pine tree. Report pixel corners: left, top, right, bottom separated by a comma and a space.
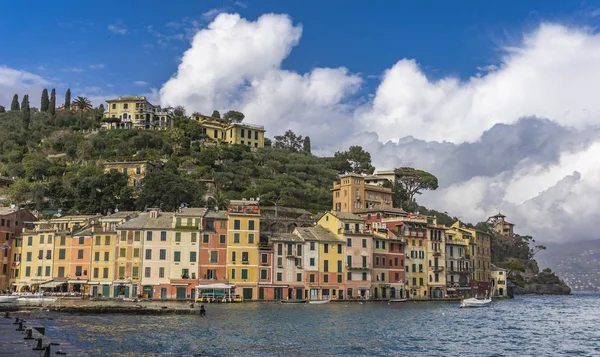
49, 88, 56, 115
10, 94, 19, 111
40, 88, 49, 112
303, 136, 311, 154
65, 88, 71, 109
0, 105, 5, 113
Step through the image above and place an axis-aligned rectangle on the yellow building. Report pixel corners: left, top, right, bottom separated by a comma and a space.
171, 208, 205, 299
427, 219, 446, 298
332, 174, 393, 213
226, 200, 260, 300
401, 215, 429, 299
103, 96, 173, 130
491, 265, 508, 297
445, 229, 471, 297
191, 114, 266, 148
103, 161, 160, 187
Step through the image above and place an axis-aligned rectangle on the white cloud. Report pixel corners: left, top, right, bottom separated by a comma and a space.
107, 23, 127, 35
202, 8, 226, 21
0, 66, 49, 108
62, 67, 85, 73
89, 64, 105, 70
359, 24, 600, 144
134, 81, 149, 87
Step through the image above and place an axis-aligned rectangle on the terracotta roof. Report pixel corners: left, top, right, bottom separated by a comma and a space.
490, 212, 506, 218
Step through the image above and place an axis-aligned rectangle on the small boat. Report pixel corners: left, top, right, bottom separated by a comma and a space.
389, 299, 408, 303
0, 295, 19, 303
280, 299, 307, 304
16, 297, 58, 304
460, 297, 492, 308
308, 299, 330, 304
122, 297, 142, 302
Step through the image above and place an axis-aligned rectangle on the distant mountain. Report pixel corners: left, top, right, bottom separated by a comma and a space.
537, 239, 600, 292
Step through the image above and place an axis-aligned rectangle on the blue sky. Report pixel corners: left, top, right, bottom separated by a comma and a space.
2, 0, 599, 101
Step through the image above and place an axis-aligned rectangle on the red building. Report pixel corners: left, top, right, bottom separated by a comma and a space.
198, 210, 229, 285
0, 207, 36, 291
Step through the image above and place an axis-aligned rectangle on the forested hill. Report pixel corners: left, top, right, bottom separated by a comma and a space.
0, 107, 378, 215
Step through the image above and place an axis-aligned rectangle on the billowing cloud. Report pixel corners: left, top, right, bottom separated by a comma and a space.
160, 14, 600, 243
0, 66, 49, 108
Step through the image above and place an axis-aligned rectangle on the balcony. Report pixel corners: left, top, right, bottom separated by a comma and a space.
346, 264, 370, 270
432, 266, 444, 272
241, 260, 249, 264
433, 251, 441, 256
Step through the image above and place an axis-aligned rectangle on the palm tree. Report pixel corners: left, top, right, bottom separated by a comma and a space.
71, 96, 93, 111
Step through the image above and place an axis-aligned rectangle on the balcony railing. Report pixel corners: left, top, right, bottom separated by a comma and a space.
432, 266, 444, 272
346, 264, 370, 270
433, 251, 441, 256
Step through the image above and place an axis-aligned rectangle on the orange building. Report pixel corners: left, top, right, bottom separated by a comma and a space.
332, 174, 393, 213
69, 226, 94, 293
198, 210, 229, 285
0, 207, 36, 291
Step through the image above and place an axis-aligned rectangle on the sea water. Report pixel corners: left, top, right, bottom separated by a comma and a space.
41, 293, 600, 356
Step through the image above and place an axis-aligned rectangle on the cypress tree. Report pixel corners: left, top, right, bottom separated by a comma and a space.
41, 88, 49, 112
21, 95, 27, 112
0, 105, 5, 113
10, 94, 19, 111
303, 136, 311, 154
49, 88, 56, 115
23, 95, 30, 129
65, 88, 71, 109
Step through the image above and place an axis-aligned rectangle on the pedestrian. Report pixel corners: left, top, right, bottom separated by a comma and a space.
200, 304, 206, 316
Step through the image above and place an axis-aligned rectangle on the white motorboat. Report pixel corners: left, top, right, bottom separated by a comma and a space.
460, 297, 492, 308
308, 299, 330, 304
389, 299, 408, 303
0, 295, 19, 303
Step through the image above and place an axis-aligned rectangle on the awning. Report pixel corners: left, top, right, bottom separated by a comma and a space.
142, 283, 161, 286
68, 280, 88, 284
195, 283, 235, 289
40, 281, 67, 288
171, 283, 190, 286
358, 286, 370, 290
86, 282, 100, 285
100, 282, 112, 285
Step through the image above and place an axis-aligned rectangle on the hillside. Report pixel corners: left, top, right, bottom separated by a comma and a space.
537, 240, 600, 292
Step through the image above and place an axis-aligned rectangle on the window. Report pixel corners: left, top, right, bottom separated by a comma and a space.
134, 231, 140, 241
40, 235, 44, 244
120, 231, 127, 241
338, 274, 343, 283
79, 236, 84, 245
241, 269, 248, 280
347, 256, 352, 267
145, 249, 152, 260
95, 252, 100, 261
75, 266, 82, 276
124, 103, 128, 109
419, 264, 423, 272
310, 258, 315, 266
419, 277, 424, 286
248, 234, 254, 244
146, 232, 152, 241
102, 268, 108, 278
191, 233, 198, 243
324, 244, 328, 253
77, 249, 84, 259
190, 252, 197, 262
347, 272, 352, 281
255, 131, 258, 140
95, 236, 101, 245
234, 220, 240, 230
105, 236, 111, 245
58, 249, 65, 260
26, 252, 32, 261
159, 267, 165, 278
382, 257, 386, 266
362, 272, 367, 281
277, 272, 282, 281
337, 244, 342, 254
261, 269, 268, 280
210, 251, 218, 263
219, 235, 226, 244
161, 231, 167, 241
118, 266, 125, 278
362, 239, 367, 248
242, 252, 249, 262
324, 260, 329, 272
241, 129, 245, 138
376, 256, 380, 265
234, 233, 240, 243
376, 240, 380, 249
287, 244, 292, 256
232, 251, 236, 262
27, 236, 32, 246
174, 251, 181, 262
25, 266, 31, 277
132, 266, 139, 278
324, 275, 329, 283
309, 274, 315, 283
175, 232, 181, 242
182, 268, 189, 279
203, 234, 209, 243
45, 266, 51, 276
249, 220, 255, 230
310, 242, 315, 251
145, 267, 151, 278
159, 249, 166, 260
136, 167, 141, 174
362, 256, 367, 268
347, 238, 352, 247
133, 248, 139, 258
277, 244, 282, 255
231, 269, 236, 279
104, 252, 109, 261
382, 241, 386, 250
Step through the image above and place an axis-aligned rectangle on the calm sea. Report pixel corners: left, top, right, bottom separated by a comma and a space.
39, 293, 599, 357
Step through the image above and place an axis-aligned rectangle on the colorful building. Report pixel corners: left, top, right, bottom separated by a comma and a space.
0, 207, 36, 291
445, 230, 471, 298
294, 225, 344, 300
226, 200, 260, 300
191, 114, 266, 148
103, 96, 173, 130
491, 265, 508, 297
271, 233, 305, 300
427, 221, 446, 298
487, 212, 515, 237
332, 174, 393, 213
171, 208, 205, 299
198, 210, 229, 286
